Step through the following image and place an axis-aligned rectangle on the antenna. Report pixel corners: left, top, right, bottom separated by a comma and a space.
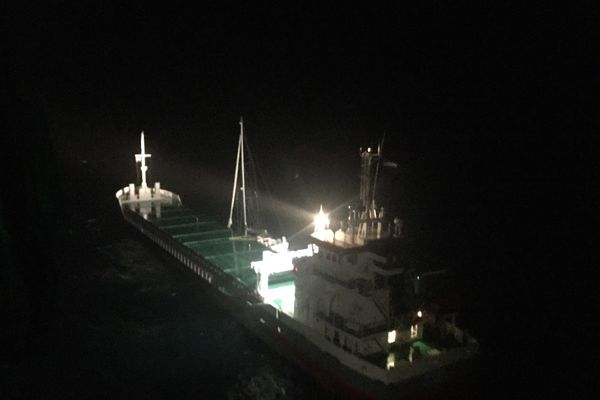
371, 132, 385, 204
359, 141, 382, 211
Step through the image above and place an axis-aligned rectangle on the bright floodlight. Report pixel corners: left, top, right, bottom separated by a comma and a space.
387, 330, 396, 344
386, 353, 395, 370
417, 310, 422, 318
314, 205, 330, 233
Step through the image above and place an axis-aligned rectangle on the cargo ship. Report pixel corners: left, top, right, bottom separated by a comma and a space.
115, 121, 479, 398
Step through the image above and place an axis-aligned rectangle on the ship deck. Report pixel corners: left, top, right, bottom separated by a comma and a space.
123, 198, 477, 382
144, 204, 268, 289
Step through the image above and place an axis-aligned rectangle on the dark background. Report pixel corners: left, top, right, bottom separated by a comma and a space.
2, 2, 596, 398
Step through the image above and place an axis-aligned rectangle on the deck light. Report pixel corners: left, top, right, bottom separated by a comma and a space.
314, 205, 330, 233
387, 353, 395, 370
387, 330, 396, 344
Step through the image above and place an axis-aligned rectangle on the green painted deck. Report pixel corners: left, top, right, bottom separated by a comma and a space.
145, 204, 268, 289
411, 340, 436, 355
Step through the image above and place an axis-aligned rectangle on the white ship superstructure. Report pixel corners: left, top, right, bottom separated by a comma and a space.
290, 146, 478, 381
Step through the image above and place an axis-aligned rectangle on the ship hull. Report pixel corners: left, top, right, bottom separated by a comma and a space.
116, 194, 479, 399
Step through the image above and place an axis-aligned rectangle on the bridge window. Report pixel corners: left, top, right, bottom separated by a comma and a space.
411, 324, 418, 338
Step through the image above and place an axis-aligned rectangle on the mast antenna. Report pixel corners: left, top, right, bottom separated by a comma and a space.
372, 132, 385, 203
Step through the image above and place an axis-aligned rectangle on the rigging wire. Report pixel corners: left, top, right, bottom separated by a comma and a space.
243, 135, 262, 231
244, 120, 283, 235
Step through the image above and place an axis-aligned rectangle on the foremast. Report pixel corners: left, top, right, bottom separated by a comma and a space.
135, 131, 151, 188
115, 132, 181, 218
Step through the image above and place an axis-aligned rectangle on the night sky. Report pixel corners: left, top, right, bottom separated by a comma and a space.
3, 2, 595, 398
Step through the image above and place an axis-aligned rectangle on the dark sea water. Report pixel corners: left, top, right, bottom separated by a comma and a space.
3, 152, 331, 400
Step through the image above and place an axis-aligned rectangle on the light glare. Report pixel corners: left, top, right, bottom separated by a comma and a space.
314, 205, 329, 233
387, 330, 396, 344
